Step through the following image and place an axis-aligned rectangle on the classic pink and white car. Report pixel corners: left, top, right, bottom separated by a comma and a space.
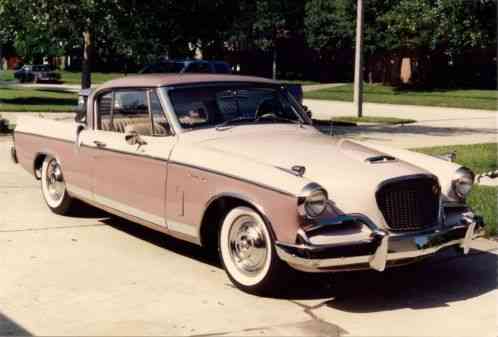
11, 74, 484, 294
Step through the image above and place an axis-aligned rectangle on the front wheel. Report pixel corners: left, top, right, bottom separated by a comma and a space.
219, 206, 291, 295
41, 156, 74, 215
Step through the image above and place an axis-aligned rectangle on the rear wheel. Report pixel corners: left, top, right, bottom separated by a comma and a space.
41, 156, 74, 215
219, 206, 291, 295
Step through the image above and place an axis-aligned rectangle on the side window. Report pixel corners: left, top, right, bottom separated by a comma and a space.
114, 90, 148, 117
97, 89, 171, 137
97, 92, 113, 130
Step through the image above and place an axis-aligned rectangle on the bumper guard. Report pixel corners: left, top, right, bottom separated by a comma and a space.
275, 213, 484, 273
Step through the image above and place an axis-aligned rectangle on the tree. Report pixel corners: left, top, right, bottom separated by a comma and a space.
32, 0, 122, 88
434, 0, 497, 54
0, 0, 20, 69
380, 0, 438, 51
305, 0, 354, 51
224, 0, 304, 79
0, 0, 123, 88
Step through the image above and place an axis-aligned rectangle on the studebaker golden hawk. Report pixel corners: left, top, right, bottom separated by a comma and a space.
11, 74, 484, 295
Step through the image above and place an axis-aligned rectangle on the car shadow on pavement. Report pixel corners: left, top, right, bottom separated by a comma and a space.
66, 201, 112, 219
322, 249, 497, 312
101, 215, 220, 267
0, 312, 32, 336
97, 211, 496, 311
317, 123, 497, 139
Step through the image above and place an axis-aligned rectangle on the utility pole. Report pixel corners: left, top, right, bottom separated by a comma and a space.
353, 0, 364, 118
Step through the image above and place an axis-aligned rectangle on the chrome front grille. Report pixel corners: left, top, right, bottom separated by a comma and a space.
376, 175, 440, 231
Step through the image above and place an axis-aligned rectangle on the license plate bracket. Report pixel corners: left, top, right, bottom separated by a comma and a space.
415, 235, 430, 249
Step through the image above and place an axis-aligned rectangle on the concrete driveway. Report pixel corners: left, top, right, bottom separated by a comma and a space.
0, 138, 497, 336
305, 99, 497, 148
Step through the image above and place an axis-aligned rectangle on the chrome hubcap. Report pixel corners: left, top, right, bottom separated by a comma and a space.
228, 215, 268, 276
46, 159, 65, 202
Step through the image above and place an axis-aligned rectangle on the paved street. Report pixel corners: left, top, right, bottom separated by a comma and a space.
0, 138, 497, 336
305, 99, 497, 148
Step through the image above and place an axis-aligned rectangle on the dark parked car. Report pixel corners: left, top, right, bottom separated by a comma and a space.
139, 59, 232, 74
14, 65, 61, 83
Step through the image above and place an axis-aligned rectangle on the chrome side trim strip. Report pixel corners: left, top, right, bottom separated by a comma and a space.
66, 183, 93, 200
81, 143, 168, 162
168, 220, 197, 237
169, 160, 295, 197
80, 144, 294, 197
73, 194, 201, 245
66, 184, 201, 241
95, 194, 166, 226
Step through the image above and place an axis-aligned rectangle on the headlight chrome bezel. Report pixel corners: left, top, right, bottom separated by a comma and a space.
451, 167, 475, 200
298, 183, 328, 218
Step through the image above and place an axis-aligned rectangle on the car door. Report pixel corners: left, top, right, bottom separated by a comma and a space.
80, 88, 177, 227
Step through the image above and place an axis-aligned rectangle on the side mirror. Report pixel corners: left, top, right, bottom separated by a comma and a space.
74, 109, 86, 123
125, 130, 147, 146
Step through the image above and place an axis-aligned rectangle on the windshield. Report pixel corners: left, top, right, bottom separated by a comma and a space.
33, 65, 51, 72
165, 84, 308, 130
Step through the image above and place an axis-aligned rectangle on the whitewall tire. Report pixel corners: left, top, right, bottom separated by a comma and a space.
219, 206, 291, 295
41, 156, 73, 215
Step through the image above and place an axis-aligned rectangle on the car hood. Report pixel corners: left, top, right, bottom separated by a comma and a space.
195, 125, 431, 226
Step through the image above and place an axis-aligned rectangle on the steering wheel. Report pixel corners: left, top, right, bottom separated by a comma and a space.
255, 113, 278, 122
255, 99, 280, 119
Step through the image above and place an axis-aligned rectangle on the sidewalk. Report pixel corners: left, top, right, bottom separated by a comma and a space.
302, 83, 346, 92
305, 99, 497, 148
7, 83, 81, 93
0, 112, 75, 125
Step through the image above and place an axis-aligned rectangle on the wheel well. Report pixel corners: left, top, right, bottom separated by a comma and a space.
200, 196, 254, 252
33, 153, 47, 180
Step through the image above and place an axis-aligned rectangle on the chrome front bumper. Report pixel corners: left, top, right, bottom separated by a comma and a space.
275, 213, 485, 273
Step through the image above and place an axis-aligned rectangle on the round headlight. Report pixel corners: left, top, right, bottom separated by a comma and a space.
452, 167, 475, 200
298, 183, 328, 218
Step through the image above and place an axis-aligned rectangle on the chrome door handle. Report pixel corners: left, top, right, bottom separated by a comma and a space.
93, 140, 107, 148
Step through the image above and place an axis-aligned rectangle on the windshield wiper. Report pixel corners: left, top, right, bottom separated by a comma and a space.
215, 116, 256, 130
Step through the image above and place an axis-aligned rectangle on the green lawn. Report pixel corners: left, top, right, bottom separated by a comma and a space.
0, 70, 126, 85
468, 186, 497, 236
415, 143, 497, 174
59, 71, 126, 85
0, 70, 15, 82
284, 80, 320, 86
305, 84, 498, 111
415, 143, 497, 236
0, 87, 77, 112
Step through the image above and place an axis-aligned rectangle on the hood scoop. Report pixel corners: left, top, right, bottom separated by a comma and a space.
365, 155, 397, 164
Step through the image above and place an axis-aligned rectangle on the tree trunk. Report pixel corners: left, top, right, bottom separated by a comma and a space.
272, 25, 277, 80
0, 45, 3, 71
81, 31, 93, 89
272, 47, 277, 80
